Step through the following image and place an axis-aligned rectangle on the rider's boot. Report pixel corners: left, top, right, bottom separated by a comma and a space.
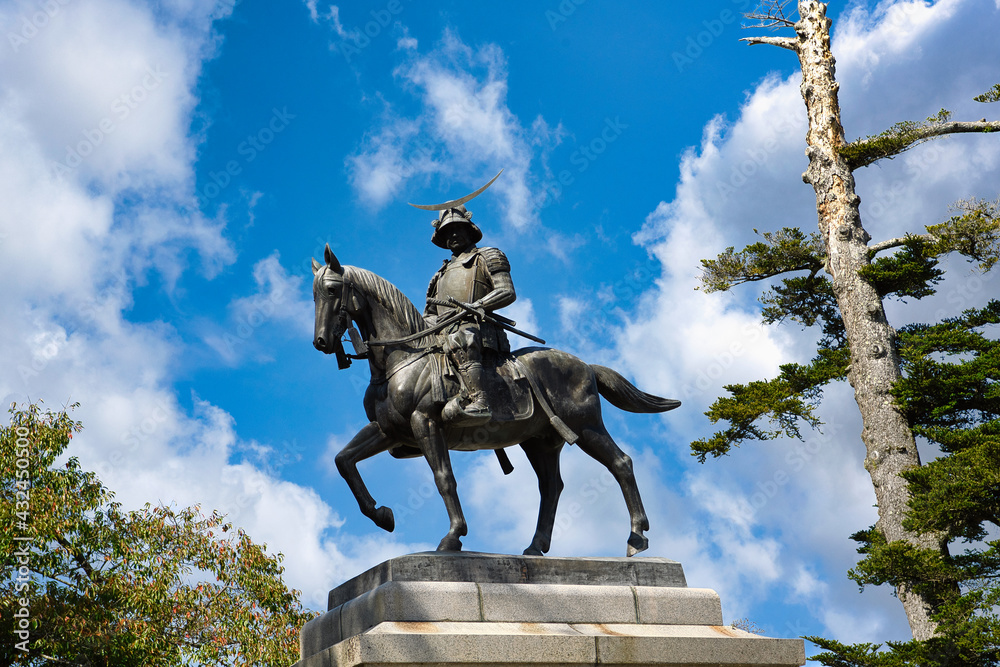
444, 361, 492, 426
463, 361, 491, 417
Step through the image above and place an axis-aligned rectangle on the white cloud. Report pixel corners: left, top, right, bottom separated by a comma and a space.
347, 29, 563, 231
304, 0, 320, 22
203, 252, 314, 364
835, 0, 962, 85
323, 4, 353, 40
245, 190, 264, 227
235, 252, 313, 331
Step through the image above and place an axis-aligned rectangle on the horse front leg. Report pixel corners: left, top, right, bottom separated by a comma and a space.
411, 412, 467, 551
520, 438, 564, 556
335, 421, 396, 532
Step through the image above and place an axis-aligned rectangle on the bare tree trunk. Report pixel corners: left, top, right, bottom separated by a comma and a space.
789, 1, 940, 640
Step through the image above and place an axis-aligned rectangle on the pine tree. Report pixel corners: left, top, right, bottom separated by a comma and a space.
809, 302, 1000, 664
693, 0, 1000, 646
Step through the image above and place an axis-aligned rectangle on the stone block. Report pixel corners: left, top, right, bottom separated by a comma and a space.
328, 552, 685, 609
583, 624, 807, 666
338, 581, 482, 639
634, 586, 724, 625
299, 607, 341, 661
479, 583, 637, 624
357, 621, 597, 665
294, 621, 805, 667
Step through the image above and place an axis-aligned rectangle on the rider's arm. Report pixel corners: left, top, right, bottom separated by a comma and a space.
472, 248, 516, 311
472, 272, 517, 310
475, 270, 515, 311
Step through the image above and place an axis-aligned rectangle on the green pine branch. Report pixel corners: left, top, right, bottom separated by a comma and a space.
691, 346, 849, 462
819, 300, 1000, 666
924, 198, 1000, 272
699, 227, 825, 293
841, 108, 1000, 171
840, 110, 953, 170
975, 84, 1000, 104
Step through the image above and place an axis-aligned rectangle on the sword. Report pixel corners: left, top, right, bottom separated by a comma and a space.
433, 296, 547, 345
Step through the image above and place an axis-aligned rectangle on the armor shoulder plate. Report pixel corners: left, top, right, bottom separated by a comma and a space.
479, 247, 511, 274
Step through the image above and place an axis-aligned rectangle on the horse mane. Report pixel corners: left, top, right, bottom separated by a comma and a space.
344, 266, 426, 334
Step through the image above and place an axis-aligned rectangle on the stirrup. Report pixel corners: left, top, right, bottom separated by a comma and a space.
442, 396, 491, 427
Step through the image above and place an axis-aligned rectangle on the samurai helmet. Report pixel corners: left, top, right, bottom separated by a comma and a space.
429, 205, 482, 248
408, 169, 502, 249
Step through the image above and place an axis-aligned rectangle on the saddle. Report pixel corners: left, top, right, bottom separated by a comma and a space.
430, 351, 534, 423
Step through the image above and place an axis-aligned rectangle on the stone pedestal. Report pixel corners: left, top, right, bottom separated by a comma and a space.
295, 552, 805, 667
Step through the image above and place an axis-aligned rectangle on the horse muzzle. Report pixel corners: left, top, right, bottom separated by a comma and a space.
314, 335, 334, 354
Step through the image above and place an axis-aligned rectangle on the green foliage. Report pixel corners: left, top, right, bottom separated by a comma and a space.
858, 199, 1000, 300
840, 110, 952, 170
808, 630, 1000, 667
693, 228, 848, 462
0, 403, 316, 667
691, 346, 849, 462
806, 637, 907, 667
859, 237, 943, 300
924, 198, 1000, 272
975, 84, 1000, 104
823, 529, 1000, 666
699, 227, 824, 293
895, 301, 1000, 443
903, 439, 1000, 541
761, 272, 845, 347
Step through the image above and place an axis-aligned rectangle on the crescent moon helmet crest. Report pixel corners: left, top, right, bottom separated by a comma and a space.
407, 169, 503, 211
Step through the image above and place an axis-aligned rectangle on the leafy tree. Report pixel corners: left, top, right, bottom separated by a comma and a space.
692, 0, 1000, 652
1, 402, 316, 667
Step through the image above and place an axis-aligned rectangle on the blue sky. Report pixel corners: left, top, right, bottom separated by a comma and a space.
3, 0, 1000, 656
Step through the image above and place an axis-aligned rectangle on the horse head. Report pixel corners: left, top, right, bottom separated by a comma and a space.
312, 244, 351, 365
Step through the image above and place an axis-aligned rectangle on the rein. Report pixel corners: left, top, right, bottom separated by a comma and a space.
365, 310, 465, 348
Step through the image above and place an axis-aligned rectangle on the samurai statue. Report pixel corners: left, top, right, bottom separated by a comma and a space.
410, 171, 516, 426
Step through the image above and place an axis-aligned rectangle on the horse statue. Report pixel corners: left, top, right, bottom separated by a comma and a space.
312, 244, 680, 556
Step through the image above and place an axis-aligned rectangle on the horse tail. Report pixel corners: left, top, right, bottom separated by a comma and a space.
591, 365, 681, 414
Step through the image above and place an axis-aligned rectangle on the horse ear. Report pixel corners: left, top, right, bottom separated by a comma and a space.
311, 258, 322, 275
324, 244, 343, 273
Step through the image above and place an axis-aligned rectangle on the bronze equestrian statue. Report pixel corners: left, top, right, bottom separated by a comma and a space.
312, 172, 680, 556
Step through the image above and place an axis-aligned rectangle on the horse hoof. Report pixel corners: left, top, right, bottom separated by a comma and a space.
374, 506, 394, 533
437, 535, 463, 552
523, 545, 544, 556
626, 531, 648, 557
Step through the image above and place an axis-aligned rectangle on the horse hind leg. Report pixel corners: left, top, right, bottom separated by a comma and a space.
574, 425, 650, 557
335, 421, 396, 532
519, 438, 564, 556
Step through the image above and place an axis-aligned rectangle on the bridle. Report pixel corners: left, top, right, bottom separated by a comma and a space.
316, 267, 356, 368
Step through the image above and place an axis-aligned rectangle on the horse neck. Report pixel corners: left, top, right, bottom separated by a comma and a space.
345, 267, 425, 343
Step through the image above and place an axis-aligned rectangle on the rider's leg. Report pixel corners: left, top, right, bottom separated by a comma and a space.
449, 325, 491, 420
461, 359, 489, 416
